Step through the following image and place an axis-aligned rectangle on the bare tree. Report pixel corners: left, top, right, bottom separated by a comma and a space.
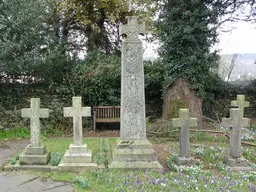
226, 54, 239, 82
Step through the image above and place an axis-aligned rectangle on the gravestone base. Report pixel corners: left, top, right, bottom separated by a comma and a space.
176, 157, 195, 166
109, 139, 162, 171
24, 144, 46, 155
58, 144, 97, 172
224, 156, 249, 167
19, 151, 50, 165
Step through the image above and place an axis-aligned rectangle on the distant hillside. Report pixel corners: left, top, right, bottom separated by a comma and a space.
219, 53, 256, 81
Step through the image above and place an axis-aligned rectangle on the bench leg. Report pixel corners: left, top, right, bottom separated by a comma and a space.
93, 116, 96, 133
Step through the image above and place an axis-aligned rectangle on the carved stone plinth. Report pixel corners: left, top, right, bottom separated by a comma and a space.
19, 144, 50, 165
109, 140, 162, 171
58, 144, 97, 172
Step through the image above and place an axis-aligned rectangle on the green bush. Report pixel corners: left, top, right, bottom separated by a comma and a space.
50, 152, 63, 166
75, 176, 90, 189
58, 51, 121, 107
10, 154, 19, 165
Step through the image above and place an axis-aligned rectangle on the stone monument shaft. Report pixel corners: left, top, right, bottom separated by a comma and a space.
120, 16, 146, 140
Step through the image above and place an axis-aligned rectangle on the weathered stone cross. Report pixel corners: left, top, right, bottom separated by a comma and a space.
221, 108, 250, 158
172, 109, 197, 157
22, 98, 49, 147
119, 16, 145, 41
231, 95, 249, 118
64, 97, 91, 146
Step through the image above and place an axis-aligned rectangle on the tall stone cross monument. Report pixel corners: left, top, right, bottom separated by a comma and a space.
110, 17, 162, 170
221, 108, 250, 168
120, 16, 146, 140
20, 98, 50, 165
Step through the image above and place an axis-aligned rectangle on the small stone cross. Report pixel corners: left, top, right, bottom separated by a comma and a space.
172, 109, 197, 158
221, 108, 250, 158
22, 98, 49, 147
119, 16, 145, 41
231, 95, 249, 118
64, 97, 91, 146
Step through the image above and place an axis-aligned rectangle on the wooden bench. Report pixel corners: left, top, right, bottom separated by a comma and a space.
93, 106, 120, 132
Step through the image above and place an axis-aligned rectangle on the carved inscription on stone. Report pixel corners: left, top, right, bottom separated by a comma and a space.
121, 40, 146, 140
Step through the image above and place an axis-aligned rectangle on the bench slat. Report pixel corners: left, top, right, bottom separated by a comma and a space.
93, 106, 121, 132
96, 118, 120, 123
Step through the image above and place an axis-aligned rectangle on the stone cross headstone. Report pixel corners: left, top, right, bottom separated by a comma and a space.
172, 109, 197, 158
221, 108, 250, 158
64, 97, 91, 146
22, 98, 49, 147
58, 97, 97, 171
20, 98, 50, 165
120, 16, 146, 140
231, 95, 249, 118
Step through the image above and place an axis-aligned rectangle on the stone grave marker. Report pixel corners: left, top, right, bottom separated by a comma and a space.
231, 95, 249, 118
221, 108, 251, 169
172, 109, 197, 165
58, 97, 97, 172
231, 95, 250, 137
109, 16, 162, 170
19, 98, 50, 165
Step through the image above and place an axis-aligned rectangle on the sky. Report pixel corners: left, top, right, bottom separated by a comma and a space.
217, 21, 256, 54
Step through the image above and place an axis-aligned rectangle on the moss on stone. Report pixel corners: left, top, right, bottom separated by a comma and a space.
167, 99, 187, 120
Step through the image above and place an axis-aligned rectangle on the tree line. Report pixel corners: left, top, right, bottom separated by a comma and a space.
0, 0, 255, 116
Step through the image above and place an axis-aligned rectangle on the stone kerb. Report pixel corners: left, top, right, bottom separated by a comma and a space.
221, 108, 252, 170
109, 16, 162, 171
58, 97, 97, 172
19, 98, 50, 165
172, 109, 197, 166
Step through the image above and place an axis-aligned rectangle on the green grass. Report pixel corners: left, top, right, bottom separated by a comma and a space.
43, 138, 117, 154
0, 128, 30, 140
0, 127, 66, 141
6, 135, 256, 191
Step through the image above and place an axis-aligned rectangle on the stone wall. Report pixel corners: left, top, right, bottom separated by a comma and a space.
0, 94, 71, 131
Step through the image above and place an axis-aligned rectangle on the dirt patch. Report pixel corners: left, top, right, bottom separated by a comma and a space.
152, 144, 170, 171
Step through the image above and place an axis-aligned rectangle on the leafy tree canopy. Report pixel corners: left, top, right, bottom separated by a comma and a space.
57, 0, 158, 54
158, 0, 225, 99
0, 0, 62, 83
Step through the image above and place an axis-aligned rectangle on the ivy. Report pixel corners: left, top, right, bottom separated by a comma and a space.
157, 0, 224, 100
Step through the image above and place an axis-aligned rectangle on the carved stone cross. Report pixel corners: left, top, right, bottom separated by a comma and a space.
119, 16, 145, 41
172, 109, 197, 158
231, 95, 249, 118
64, 97, 91, 146
221, 108, 250, 158
22, 98, 49, 147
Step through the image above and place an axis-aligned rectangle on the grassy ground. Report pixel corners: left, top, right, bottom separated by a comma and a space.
2, 128, 256, 191
15, 133, 255, 192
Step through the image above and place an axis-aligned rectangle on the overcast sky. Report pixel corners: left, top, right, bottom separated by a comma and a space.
217, 21, 256, 54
